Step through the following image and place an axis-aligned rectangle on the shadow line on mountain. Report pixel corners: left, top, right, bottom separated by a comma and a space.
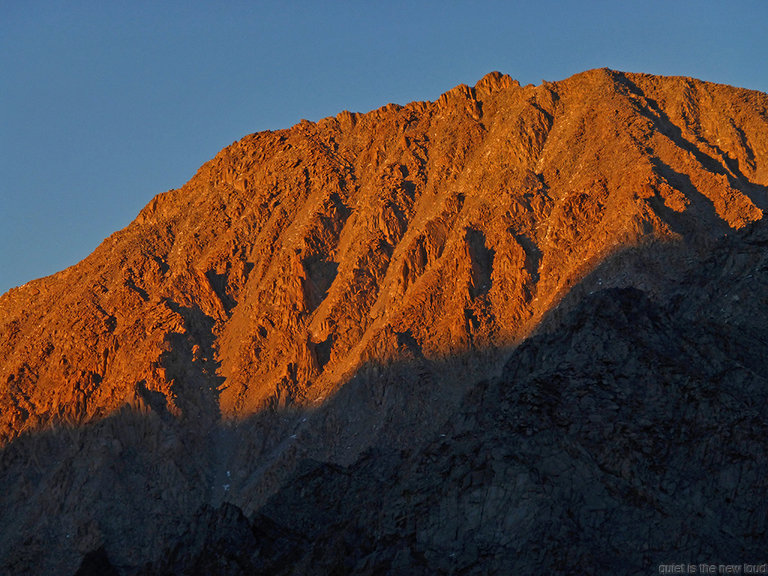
0, 345, 515, 574
616, 73, 768, 212
3, 222, 768, 574
648, 155, 731, 236
103, 222, 768, 573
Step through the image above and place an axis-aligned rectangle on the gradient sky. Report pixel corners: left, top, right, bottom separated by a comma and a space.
2, 1, 767, 295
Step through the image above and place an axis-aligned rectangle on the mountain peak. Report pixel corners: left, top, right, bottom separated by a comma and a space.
4, 69, 768, 433
2, 70, 768, 573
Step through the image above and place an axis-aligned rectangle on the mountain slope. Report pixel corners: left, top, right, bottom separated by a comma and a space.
142, 224, 768, 575
1, 68, 768, 574
3, 69, 767, 442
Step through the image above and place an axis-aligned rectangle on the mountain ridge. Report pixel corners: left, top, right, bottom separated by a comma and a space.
3, 68, 767, 440
2, 68, 768, 574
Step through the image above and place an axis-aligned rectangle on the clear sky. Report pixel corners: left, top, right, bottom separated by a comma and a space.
2, 0, 767, 295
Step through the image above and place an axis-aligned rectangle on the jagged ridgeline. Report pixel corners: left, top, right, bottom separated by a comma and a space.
1, 69, 768, 574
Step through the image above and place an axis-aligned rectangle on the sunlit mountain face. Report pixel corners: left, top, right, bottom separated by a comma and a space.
1, 69, 768, 575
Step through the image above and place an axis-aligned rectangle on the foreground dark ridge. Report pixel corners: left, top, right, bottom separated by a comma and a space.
1, 68, 767, 574
139, 224, 768, 575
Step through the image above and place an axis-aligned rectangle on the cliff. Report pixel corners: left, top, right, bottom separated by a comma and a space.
1, 68, 768, 574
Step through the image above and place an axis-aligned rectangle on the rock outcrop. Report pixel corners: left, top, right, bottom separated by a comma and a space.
1, 68, 768, 574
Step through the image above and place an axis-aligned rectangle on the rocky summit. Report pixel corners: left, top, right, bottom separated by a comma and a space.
1, 68, 768, 575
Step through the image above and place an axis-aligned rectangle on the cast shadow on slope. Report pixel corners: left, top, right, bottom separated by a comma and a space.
0, 345, 500, 575
139, 224, 768, 575
201, 224, 768, 575
3, 225, 768, 575
615, 73, 768, 212
648, 156, 731, 237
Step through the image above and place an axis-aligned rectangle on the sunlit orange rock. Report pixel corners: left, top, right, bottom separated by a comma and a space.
2, 69, 767, 445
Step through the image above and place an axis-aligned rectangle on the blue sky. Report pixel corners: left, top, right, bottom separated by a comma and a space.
2, 1, 767, 294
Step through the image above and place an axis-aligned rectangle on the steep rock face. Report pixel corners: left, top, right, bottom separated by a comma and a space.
1, 69, 768, 574
140, 224, 768, 575
3, 69, 767, 442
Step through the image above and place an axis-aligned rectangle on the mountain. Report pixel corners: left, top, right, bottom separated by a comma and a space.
1, 68, 768, 574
